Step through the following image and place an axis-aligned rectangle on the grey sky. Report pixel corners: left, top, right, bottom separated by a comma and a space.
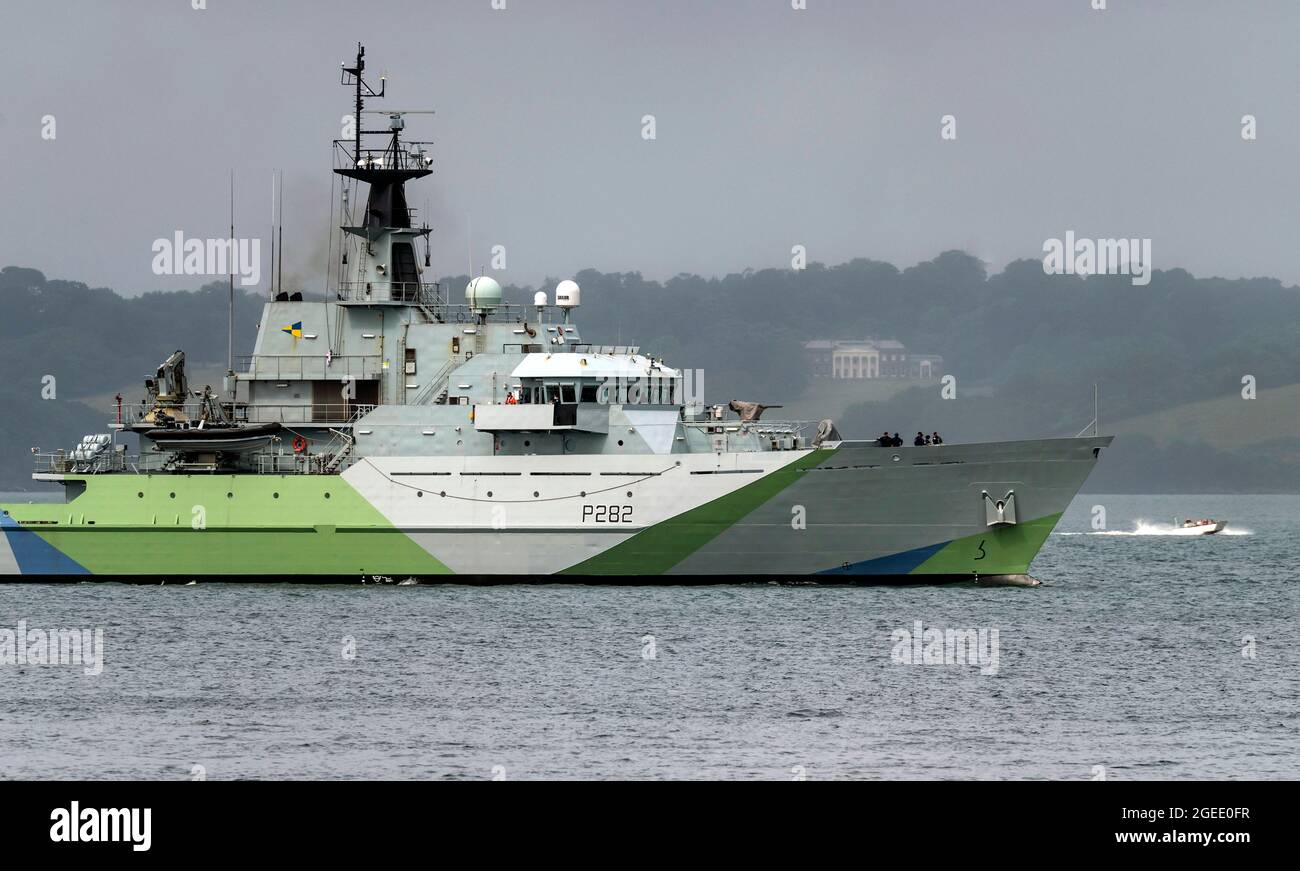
2, 0, 1298, 295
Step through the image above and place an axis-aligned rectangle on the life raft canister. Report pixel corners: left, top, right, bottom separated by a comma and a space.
292, 435, 308, 454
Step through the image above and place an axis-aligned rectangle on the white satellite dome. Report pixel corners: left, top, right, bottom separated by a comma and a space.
555, 279, 580, 308
533, 290, 548, 307
465, 276, 502, 312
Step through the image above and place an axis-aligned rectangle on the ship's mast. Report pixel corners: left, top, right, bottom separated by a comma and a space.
226, 170, 235, 398
343, 44, 380, 181
333, 44, 435, 305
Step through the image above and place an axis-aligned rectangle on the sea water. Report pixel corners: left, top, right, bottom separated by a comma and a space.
0, 494, 1295, 780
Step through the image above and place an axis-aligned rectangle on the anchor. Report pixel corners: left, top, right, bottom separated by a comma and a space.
981, 490, 1017, 527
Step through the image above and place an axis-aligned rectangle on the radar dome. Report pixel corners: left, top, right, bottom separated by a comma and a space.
533, 290, 548, 307
555, 279, 581, 308
465, 276, 503, 312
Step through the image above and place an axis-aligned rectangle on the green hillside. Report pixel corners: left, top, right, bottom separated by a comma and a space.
1105, 384, 1300, 450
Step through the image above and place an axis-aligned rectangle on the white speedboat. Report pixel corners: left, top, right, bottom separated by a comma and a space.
1178, 518, 1227, 535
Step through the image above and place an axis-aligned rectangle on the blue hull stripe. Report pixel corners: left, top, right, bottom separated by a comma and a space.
0, 513, 89, 575
817, 540, 949, 575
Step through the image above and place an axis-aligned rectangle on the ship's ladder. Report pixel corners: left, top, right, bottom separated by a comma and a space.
322, 428, 356, 474
411, 358, 456, 405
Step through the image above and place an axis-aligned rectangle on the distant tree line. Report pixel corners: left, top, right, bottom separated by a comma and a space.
2, 254, 1298, 492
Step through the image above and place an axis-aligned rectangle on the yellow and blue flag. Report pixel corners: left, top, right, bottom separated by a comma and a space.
281, 321, 303, 339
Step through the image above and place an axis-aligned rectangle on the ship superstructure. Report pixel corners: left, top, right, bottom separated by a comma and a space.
0, 46, 1110, 583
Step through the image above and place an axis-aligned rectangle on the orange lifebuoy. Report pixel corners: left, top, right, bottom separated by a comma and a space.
292, 435, 308, 454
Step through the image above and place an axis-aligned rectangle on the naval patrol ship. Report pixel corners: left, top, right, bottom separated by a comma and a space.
0, 46, 1110, 584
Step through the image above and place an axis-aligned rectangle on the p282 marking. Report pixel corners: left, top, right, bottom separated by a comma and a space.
582, 505, 633, 523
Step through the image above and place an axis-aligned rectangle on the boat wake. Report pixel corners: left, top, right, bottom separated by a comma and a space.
1058, 520, 1252, 536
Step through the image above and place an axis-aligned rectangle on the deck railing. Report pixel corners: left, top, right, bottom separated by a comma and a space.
34, 449, 171, 475
237, 404, 377, 425
235, 354, 383, 381
335, 281, 446, 306
332, 281, 533, 322
113, 402, 376, 426
681, 419, 815, 451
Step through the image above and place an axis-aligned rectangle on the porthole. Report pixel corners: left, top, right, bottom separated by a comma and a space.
273, 492, 280, 499
486, 491, 493, 498
533, 491, 539, 498
617, 440, 624, 447
169, 492, 176, 499
891, 455, 901, 463
417, 491, 423, 498
324, 492, 331, 499
580, 491, 586, 497
137, 492, 144, 499
227, 492, 233, 499
524, 440, 531, 447
627, 491, 633, 498
440, 491, 446, 497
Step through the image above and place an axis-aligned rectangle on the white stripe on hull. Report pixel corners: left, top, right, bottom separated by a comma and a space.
402, 529, 637, 575
342, 450, 812, 537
